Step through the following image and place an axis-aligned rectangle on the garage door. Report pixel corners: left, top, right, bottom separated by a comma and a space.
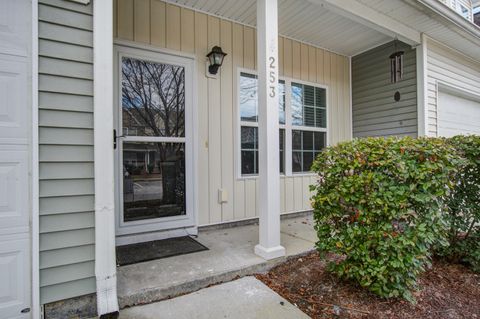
0, 0, 32, 318
438, 89, 480, 137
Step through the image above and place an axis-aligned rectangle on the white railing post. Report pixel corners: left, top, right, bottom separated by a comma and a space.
255, 0, 286, 260
93, 0, 119, 315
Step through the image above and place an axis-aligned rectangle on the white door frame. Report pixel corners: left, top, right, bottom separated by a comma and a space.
113, 44, 196, 238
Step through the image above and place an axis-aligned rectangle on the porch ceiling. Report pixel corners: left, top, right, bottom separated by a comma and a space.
166, 0, 392, 56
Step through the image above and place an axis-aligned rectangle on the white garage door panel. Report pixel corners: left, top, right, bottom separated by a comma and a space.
0, 236, 30, 318
0, 0, 32, 318
0, 58, 29, 144
0, 150, 29, 233
438, 90, 480, 137
0, 0, 30, 57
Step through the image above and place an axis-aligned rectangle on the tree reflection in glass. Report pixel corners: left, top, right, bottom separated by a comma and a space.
121, 57, 186, 222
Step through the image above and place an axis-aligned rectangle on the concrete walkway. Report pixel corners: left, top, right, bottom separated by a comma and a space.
117, 213, 316, 308
119, 276, 310, 319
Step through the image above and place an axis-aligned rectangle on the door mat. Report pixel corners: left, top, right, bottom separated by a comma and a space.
116, 236, 209, 266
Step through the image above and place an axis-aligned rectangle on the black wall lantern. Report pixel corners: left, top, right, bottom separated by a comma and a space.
206, 46, 227, 75
389, 40, 404, 83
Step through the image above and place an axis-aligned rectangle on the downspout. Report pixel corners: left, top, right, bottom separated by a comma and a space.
93, 0, 119, 316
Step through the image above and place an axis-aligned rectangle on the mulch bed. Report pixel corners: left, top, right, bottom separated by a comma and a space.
256, 252, 480, 319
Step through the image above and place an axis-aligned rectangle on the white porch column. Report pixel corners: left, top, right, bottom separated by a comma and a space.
255, 0, 286, 260
93, 0, 119, 316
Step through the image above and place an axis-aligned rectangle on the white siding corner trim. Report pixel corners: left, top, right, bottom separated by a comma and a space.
416, 33, 429, 137
93, 0, 119, 316
32, 0, 40, 318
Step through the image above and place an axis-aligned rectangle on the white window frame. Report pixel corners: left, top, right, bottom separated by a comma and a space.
236, 68, 329, 179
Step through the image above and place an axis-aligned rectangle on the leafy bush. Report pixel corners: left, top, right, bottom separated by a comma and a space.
437, 135, 480, 272
310, 137, 462, 301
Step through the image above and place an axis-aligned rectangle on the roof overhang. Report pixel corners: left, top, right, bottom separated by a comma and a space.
360, 0, 480, 61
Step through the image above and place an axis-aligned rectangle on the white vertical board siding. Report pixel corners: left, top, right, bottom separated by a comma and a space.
38, 0, 96, 305
352, 41, 418, 138
425, 38, 480, 137
115, 0, 351, 224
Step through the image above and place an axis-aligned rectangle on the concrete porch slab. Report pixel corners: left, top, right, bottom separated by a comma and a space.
119, 276, 310, 319
117, 213, 316, 308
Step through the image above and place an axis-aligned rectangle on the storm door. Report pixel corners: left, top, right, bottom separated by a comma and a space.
114, 45, 195, 238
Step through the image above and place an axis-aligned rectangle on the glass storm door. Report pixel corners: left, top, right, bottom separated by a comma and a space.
115, 46, 195, 237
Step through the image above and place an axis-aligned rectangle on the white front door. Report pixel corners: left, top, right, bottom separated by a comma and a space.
114, 45, 195, 242
0, 0, 32, 318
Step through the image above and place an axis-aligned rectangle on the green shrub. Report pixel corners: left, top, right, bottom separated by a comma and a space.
310, 136, 462, 301
437, 135, 480, 272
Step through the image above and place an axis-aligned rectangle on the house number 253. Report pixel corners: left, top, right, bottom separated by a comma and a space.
269, 56, 276, 98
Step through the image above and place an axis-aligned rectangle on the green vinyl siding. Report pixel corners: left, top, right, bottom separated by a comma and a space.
38, 0, 95, 305
352, 41, 418, 137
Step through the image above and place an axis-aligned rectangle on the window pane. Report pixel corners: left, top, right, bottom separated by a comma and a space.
304, 106, 315, 127
123, 142, 185, 222
304, 85, 315, 106
303, 152, 314, 172
279, 128, 285, 151
240, 73, 286, 124
241, 126, 256, 149
240, 73, 258, 122
292, 152, 302, 172
279, 80, 286, 124
303, 131, 314, 150
292, 130, 302, 150
314, 132, 326, 150
291, 83, 303, 126
291, 130, 326, 173
241, 151, 256, 175
241, 126, 283, 175
280, 150, 284, 174
315, 87, 326, 107
315, 108, 327, 128
122, 57, 185, 137
279, 129, 285, 174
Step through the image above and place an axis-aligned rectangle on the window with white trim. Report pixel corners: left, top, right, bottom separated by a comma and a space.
238, 71, 327, 176
291, 82, 327, 173
239, 72, 285, 175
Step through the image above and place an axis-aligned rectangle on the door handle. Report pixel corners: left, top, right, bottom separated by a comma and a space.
113, 129, 125, 149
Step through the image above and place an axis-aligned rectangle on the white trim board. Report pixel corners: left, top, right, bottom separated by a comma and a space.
437, 81, 480, 102
416, 33, 429, 137
93, 0, 119, 316
31, 1, 40, 318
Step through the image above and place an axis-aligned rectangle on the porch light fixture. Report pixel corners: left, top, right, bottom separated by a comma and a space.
389, 39, 404, 83
206, 46, 227, 75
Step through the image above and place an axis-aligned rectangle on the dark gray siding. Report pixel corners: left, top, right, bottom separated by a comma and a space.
352, 41, 417, 137
38, 0, 95, 304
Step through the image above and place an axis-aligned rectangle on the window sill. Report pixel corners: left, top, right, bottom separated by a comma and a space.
236, 172, 316, 181
291, 172, 317, 178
